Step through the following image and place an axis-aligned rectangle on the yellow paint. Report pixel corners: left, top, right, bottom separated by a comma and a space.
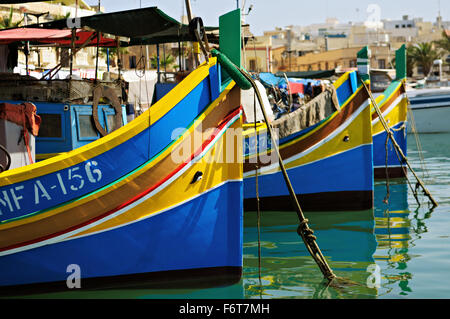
372, 98, 408, 136
245, 97, 372, 177
244, 83, 370, 163
71, 118, 243, 238
332, 71, 351, 90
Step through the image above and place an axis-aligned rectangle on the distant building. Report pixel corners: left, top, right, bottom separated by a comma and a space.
293, 45, 392, 72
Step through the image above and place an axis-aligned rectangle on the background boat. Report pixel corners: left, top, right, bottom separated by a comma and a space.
406, 58, 450, 134
371, 45, 409, 179
243, 59, 374, 212
407, 86, 450, 133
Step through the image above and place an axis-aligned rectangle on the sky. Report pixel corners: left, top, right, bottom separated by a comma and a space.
85, 0, 448, 36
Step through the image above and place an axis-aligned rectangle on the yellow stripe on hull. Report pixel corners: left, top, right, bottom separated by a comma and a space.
72, 117, 243, 238
245, 99, 372, 177
372, 98, 408, 136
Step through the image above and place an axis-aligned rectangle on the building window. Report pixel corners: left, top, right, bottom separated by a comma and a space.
349, 59, 357, 68
249, 59, 257, 71
378, 59, 386, 69
395, 25, 399, 28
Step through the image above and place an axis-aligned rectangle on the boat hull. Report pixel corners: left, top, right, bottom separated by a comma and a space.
0, 59, 244, 294
244, 72, 374, 212
244, 145, 373, 211
372, 81, 408, 179
0, 180, 243, 295
407, 88, 450, 133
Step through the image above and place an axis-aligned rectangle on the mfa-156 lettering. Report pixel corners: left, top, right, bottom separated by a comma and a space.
0, 161, 103, 215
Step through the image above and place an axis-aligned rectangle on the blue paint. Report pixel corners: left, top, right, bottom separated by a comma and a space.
0, 101, 127, 155
149, 76, 212, 159
0, 181, 243, 287
153, 83, 178, 102
350, 71, 358, 94
208, 64, 220, 101
335, 73, 357, 106
373, 122, 407, 168
409, 96, 450, 105
244, 144, 373, 199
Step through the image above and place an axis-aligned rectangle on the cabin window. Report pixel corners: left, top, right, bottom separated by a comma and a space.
106, 113, 118, 133
38, 113, 62, 138
78, 114, 98, 138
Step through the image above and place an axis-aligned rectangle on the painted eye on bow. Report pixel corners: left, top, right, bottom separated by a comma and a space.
190, 171, 203, 184
343, 136, 350, 142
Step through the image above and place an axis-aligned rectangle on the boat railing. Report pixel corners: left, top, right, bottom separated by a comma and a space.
0, 74, 123, 104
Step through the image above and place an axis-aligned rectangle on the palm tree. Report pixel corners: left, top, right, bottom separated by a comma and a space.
0, 7, 24, 29
406, 45, 417, 78
150, 54, 175, 69
434, 31, 450, 54
408, 42, 441, 77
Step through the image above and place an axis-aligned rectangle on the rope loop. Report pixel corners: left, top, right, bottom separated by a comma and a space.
92, 85, 123, 137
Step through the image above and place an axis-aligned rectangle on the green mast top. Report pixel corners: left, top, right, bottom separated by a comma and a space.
357, 46, 371, 82
219, 9, 242, 83
395, 44, 407, 81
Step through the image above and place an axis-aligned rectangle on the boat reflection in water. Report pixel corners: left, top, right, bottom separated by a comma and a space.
243, 208, 379, 299
373, 180, 436, 298
243, 181, 423, 299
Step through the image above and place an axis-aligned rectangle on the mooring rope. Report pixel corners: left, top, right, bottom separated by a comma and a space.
238, 68, 337, 284
407, 102, 430, 180
384, 133, 390, 204
361, 79, 437, 208
208, 48, 386, 287
252, 83, 263, 297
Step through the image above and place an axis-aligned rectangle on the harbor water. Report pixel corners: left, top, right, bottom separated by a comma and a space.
9, 133, 450, 299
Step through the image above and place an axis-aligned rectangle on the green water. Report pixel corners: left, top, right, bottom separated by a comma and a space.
13, 133, 450, 299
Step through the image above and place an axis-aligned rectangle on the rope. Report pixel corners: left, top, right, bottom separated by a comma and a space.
407, 102, 430, 180
253, 87, 263, 298
383, 121, 407, 204
361, 79, 438, 208
238, 66, 337, 283
383, 133, 390, 204
0, 144, 11, 172
21, 109, 33, 165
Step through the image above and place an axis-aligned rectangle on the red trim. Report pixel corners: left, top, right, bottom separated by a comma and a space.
0, 107, 242, 253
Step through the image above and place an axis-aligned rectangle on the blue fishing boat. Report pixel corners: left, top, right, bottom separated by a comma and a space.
370, 45, 409, 179
243, 47, 374, 212
0, 7, 244, 295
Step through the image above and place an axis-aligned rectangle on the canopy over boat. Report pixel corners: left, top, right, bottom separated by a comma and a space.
20, 7, 219, 46
275, 70, 336, 79
0, 28, 117, 46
